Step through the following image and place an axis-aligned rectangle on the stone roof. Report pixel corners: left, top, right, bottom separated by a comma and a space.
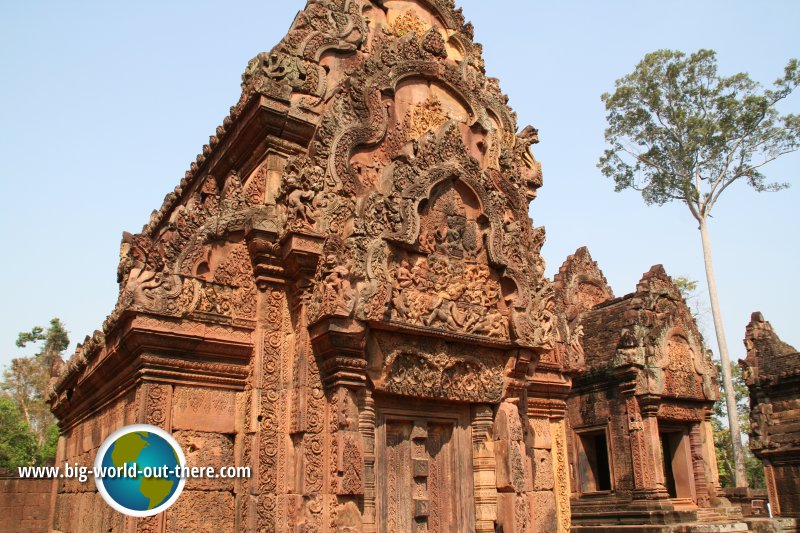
742, 312, 800, 386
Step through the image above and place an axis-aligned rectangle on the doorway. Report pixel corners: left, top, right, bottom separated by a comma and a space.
576, 428, 613, 493
375, 402, 475, 533
659, 426, 696, 501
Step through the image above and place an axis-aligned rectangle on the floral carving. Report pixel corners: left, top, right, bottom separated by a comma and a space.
378, 347, 505, 403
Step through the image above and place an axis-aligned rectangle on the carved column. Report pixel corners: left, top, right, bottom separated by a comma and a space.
471, 404, 497, 532
629, 394, 671, 505
527, 366, 571, 533
701, 414, 721, 501
332, 386, 365, 533
551, 418, 572, 533
245, 285, 288, 533
688, 423, 709, 507
133, 382, 173, 533
494, 398, 532, 533
360, 390, 376, 533
764, 460, 780, 517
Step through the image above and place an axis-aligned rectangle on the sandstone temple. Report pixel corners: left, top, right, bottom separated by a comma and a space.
20, 1, 796, 532
742, 313, 800, 521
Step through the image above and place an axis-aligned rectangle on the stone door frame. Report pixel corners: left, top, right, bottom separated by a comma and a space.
374, 398, 476, 533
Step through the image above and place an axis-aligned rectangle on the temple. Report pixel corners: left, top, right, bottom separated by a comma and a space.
47, 1, 575, 531
742, 313, 800, 520
556, 248, 752, 531
39, 2, 797, 532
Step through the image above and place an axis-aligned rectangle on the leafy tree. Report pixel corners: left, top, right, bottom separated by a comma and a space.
38, 422, 59, 466
3, 318, 68, 458
599, 49, 799, 487
0, 395, 38, 471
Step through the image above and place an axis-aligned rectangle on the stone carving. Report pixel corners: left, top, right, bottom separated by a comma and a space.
381, 348, 505, 403
514, 125, 543, 201
742, 313, 800, 518
279, 158, 323, 231
256, 288, 285, 533
663, 334, 701, 398
308, 236, 357, 324
48, 2, 584, 532
390, 10, 429, 39
239, 0, 368, 106
565, 255, 729, 527
407, 95, 450, 140
552, 420, 572, 533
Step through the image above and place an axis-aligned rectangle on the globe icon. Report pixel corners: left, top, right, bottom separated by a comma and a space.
95, 424, 186, 517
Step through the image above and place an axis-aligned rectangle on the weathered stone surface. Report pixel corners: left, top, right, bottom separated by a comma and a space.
45, 1, 573, 532
174, 431, 235, 491
532, 448, 555, 491
0, 478, 54, 533
742, 313, 800, 519
559, 249, 741, 529
530, 490, 558, 533
172, 386, 236, 433
165, 490, 235, 532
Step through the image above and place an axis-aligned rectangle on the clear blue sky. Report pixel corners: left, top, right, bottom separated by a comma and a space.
1, 1, 798, 369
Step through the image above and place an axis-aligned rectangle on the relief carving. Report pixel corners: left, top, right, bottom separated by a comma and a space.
371, 333, 507, 403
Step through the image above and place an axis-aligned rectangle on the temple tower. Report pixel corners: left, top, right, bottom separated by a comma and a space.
48, 2, 575, 532
742, 313, 800, 521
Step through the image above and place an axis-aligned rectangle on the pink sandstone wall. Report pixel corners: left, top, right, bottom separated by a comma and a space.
0, 477, 54, 533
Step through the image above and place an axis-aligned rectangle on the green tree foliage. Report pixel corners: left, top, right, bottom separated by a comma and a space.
0, 396, 38, 470
599, 48, 799, 487
1, 318, 69, 466
599, 50, 799, 211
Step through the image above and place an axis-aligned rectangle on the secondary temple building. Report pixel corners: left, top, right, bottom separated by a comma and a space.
554, 248, 749, 531
41, 1, 784, 532
742, 313, 800, 519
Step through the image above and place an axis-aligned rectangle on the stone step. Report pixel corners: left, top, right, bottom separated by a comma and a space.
573, 523, 750, 533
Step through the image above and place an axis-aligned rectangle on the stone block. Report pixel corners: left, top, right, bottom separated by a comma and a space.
495, 439, 514, 491
494, 402, 523, 442
174, 431, 236, 491
495, 440, 530, 493
172, 386, 236, 434
165, 490, 234, 532
532, 448, 555, 490
414, 498, 429, 518
496, 492, 529, 533
413, 458, 429, 478
528, 417, 553, 450
529, 490, 557, 533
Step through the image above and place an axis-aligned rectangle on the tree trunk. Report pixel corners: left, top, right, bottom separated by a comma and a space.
699, 218, 748, 488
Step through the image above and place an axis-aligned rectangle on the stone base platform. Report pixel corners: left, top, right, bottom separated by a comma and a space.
573, 517, 800, 533
572, 496, 752, 533
743, 518, 800, 533
572, 525, 749, 533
